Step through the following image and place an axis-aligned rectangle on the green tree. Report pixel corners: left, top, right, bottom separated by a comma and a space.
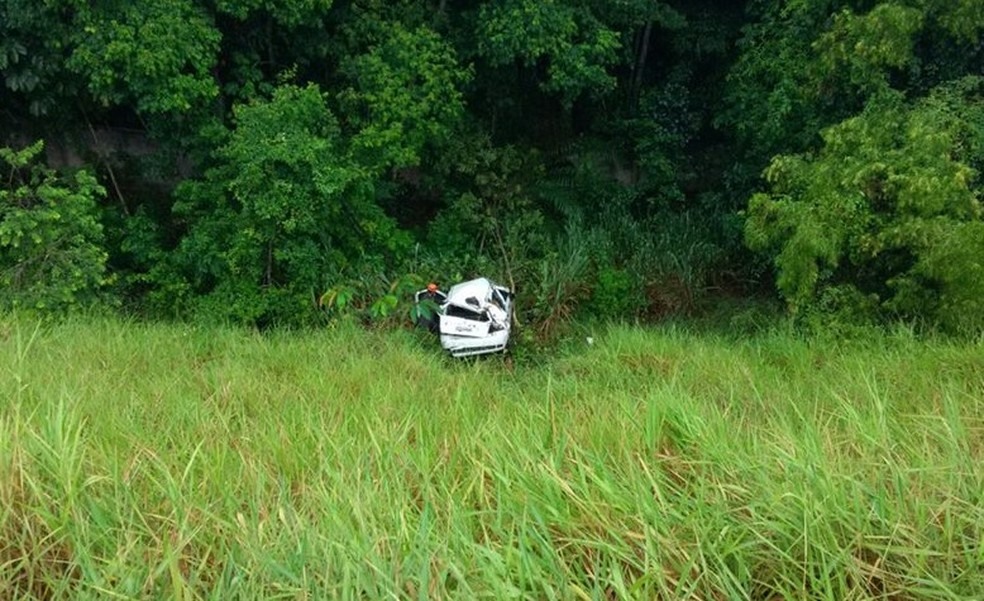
66, 0, 221, 115
745, 79, 984, 332
722, 1, 856, 170
725, 0, 984, 166
165, 83, 407, 326
213, 0, 334, 28
2, 0, 223, 119
339, 21, 470, 172
0, 141, 108, 311
0, 0, 82, 117
476, 0, 622, 106
211, 0, 339, 106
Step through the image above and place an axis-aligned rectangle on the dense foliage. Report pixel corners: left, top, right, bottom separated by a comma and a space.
0, 141, 107, 311
746, 80, 984, 331
1, 0, 982, 332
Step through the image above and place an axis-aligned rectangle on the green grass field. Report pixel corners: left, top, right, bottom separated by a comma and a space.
1, 315, 982, 599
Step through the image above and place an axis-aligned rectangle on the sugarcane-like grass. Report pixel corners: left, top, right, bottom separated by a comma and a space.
1, 315, 982, 599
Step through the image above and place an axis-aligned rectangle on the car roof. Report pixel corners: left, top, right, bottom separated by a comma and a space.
445, 277, 509, 311
447, 278, 492, 302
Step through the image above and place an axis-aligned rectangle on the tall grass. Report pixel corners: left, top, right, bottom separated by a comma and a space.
1, 315, 981, 599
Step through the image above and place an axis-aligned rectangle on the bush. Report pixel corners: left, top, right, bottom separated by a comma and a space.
585, 265, 638, 318
0, 141, 108, 311
745, 79, 984, 333
162, 83, 409, 327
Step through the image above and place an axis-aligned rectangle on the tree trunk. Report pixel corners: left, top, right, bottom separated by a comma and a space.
82, 109, 130, 216
631, 21, 653, 114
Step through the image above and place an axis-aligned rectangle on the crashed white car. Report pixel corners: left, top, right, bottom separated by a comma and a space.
415, 278, 513, 357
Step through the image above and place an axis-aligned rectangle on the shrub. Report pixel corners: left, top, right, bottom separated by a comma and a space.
163, 83, 409, 327
0, 141, 108, 311
746, 78, 984, 333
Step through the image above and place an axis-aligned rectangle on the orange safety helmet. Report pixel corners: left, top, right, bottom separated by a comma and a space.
426, 282, 438, 292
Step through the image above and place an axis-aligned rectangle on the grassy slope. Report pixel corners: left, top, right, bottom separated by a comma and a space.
1, 315, 982, 599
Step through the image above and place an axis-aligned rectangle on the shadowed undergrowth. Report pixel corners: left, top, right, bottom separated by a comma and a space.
1, 315, 982, 599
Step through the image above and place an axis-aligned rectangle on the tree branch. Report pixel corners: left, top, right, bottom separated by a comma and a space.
82, 109, 130, 216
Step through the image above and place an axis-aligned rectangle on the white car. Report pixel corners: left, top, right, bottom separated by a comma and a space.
415, 277, 513, 357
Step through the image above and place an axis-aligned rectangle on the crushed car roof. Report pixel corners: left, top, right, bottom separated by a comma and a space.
445, 277, 507, 311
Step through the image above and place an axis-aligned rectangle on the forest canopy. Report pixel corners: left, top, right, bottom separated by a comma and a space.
2, 0, 982, 333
